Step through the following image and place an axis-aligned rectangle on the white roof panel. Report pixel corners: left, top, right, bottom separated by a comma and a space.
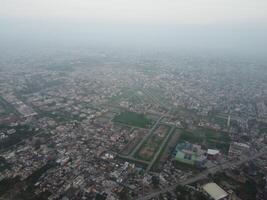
207, 149, 220, 155
203, 182, 228, 200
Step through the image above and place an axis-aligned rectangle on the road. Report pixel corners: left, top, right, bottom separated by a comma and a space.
137, 148, 267, 200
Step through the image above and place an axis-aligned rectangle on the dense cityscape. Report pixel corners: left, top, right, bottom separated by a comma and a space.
0, 48, 266, 200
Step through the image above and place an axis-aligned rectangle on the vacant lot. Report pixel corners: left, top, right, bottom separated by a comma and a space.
136, 134, 163, 161
121, 129, 148, 156
113, 111, 152, 128
134, 125, 170, 161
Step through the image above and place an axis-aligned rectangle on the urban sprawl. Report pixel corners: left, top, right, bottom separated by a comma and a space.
0, 49, 267, 200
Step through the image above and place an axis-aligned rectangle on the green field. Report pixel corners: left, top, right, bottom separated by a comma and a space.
113, 111, 152, 128
179, 128, 230, 153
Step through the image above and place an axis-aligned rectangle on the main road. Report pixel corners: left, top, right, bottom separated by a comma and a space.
137, 148, 267, 200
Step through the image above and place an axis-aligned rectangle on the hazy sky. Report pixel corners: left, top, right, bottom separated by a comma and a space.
1, 0, 267, 56
2, 0, 267, 24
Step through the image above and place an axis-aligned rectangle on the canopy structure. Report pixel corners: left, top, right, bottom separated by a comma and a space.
203, 182, 228, 200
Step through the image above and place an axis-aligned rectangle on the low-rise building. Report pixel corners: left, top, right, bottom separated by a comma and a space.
173, 142, 206, 167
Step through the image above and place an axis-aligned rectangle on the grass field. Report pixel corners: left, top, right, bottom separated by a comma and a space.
113, 111, 152, 128
173, 160, 200, 172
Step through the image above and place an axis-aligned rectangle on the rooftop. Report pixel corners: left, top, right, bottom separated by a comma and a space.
203, 182, 228, 200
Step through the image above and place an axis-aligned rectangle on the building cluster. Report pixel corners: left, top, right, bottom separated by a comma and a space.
0, 49, 266, 199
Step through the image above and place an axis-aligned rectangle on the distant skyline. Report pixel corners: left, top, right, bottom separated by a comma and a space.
2, 0, 267, 24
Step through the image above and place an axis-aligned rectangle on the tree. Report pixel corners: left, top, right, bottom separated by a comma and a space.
151, 175, 160, 188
